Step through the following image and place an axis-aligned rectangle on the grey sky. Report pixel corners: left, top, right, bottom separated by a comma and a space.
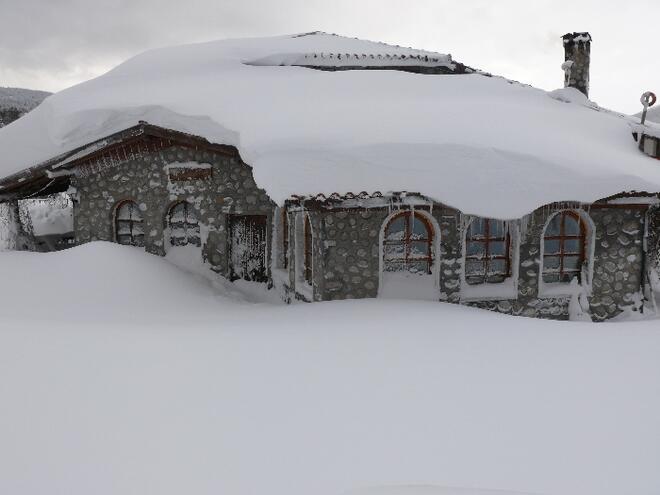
0, 0, 657, 114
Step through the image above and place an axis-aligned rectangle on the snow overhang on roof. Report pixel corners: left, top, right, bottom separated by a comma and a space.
0, 32, 659, 217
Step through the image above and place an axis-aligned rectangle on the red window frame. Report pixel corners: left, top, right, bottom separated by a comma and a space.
465, 218, 511, 285
542, 211, 587, 283
383, 211, 433, 274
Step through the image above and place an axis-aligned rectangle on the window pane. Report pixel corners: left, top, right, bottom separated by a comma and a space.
466, 259, 485, 276
385, 216, 406, 241
490, 220, 506, 238
543, 272, 560, 283
489, 241, 506, 256
116, 207, 131, 221
384, 243, 405, 260
409, 241, 430, 258
468, 218, 486, 239
563, 255, 581, 272
564, 239, 581, 254
544, 239, 560, 255
384, 260, 405, 272
489, 258, 507, 275
545, 214, 561, 236
544, 256, 560, 271
407, 261, 430, 275
170, 204, 185, 222
564, 214, 581, 235
467, 241, 485, 257
411, 216, 430, 239
486, 273, 506, 284
466, 274, 485, 285
560, 271, 579, 283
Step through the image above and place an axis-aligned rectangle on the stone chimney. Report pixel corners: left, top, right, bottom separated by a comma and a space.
562, 32, 592, 97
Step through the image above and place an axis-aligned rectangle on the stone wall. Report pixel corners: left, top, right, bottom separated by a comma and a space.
284, 202, 463, 303
466, 206, 646, 321
649, 205, 660, 271
72, 144, 275, 277
285, 200, 648, 321
563, 32, 591, 97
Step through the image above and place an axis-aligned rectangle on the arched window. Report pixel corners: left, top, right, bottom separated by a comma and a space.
304, 214, 313, 285
542, 211, 587, 283
115, 200, 144, 247
167, 201, 200, 247
383, 211, 433, 274
465, 218, 511, 285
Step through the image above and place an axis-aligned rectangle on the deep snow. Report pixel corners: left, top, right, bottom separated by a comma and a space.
0, 242, 659, 495
0, 33, 659, 218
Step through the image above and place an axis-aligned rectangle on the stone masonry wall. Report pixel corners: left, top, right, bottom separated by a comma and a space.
466, 206, 645, 321
288, 200, 647, 321
72, 144, 275, 277
287, 203, 461, 303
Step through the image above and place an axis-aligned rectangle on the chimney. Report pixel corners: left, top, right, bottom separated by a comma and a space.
562, 32, 592, 97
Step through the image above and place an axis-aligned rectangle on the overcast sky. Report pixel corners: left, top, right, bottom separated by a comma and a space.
0, 0, 657, 114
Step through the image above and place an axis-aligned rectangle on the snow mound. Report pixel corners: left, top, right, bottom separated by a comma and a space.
0, 242, 278, 325
1, 242, 660, 494
0, 32, 660, 217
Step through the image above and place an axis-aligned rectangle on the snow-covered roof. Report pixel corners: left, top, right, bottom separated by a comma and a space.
1, 31, 660, 218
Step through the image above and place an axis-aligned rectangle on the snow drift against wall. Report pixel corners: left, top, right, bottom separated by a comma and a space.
0, 32, 660, 217
0, 242, 659, 495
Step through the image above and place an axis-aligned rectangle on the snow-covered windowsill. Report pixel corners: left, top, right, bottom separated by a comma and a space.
460, 278, 517, 302
538, 280, 588, 299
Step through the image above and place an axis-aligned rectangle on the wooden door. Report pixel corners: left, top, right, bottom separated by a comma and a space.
229, 215, 268, 282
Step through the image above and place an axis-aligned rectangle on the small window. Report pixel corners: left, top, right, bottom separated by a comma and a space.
643, 136, 658, 157
167, 201, 200, 247
542, 211, 587, 283
465, 218, 511, 285
115, 200, 144, 247
304, 215, 313, 285
383, 211, 433, 274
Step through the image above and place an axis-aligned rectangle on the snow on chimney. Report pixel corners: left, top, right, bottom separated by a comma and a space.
562, 32, 592, 98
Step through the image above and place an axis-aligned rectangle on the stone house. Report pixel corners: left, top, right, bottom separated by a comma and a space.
0, 31, 658, 321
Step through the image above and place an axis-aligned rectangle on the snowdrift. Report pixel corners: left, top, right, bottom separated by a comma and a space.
0, 242, 659, 495
0, 33, 660, 218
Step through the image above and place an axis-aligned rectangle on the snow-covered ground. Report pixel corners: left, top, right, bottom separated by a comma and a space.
0, 242, 659, 495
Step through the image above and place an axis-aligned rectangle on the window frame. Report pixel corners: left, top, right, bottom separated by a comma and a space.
282, 209, 289, 269
303, 214, 313, 285
541, 210, 587, 284
166, 201, 201, 247
114, 200, 144, 247
382, 211, 434, 274
464, 218, 512, 285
